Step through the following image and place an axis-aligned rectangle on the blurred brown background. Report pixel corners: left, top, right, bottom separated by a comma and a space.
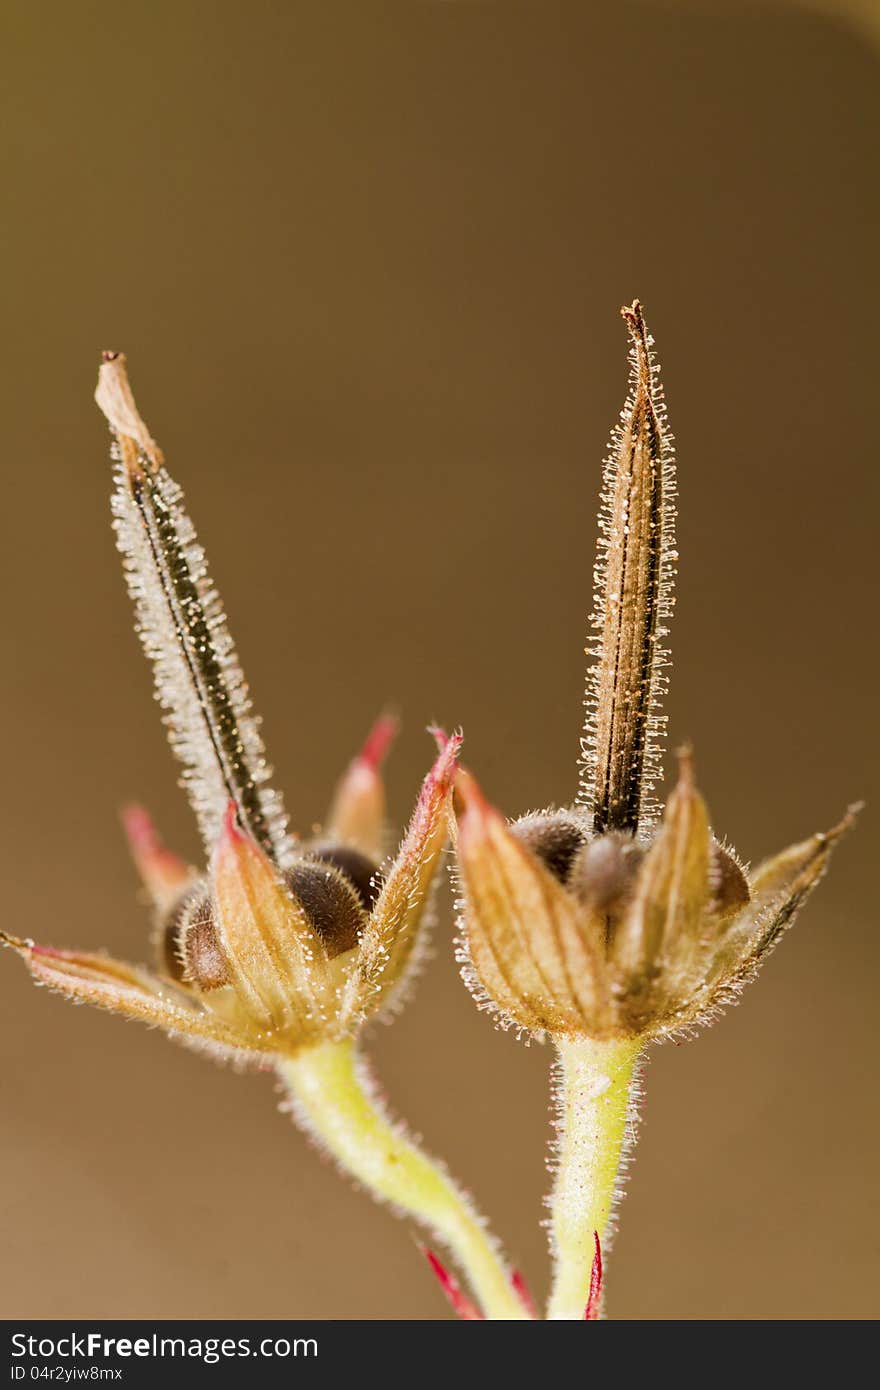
0, 0, 876, 1321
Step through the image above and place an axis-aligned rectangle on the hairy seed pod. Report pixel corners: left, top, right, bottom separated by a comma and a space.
509, 814, 588, 884
183, 906, 230, 990
160, 853, 370, 988
568, 832, 645, 917
158, 886, 230, 991
709, 843, 750, 923
283, 862, 366, 958
158, 884, 203, 983
307, 844, 383, 913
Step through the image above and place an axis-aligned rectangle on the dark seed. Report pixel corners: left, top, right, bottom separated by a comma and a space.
308, 844, 383, 912
509, 813, 588, 884
284, 863, 366, 958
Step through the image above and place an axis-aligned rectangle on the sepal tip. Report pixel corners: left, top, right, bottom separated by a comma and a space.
121, 803, 193, 911
584, 1232, 603, 1320
358, 711, 400, 771
422, 1248, 484, 1320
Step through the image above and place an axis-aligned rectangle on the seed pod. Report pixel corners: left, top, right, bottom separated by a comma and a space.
567, 832, 644, 919
708, 843, 750, 925
306, 844, 383, 913
157, 884, 230, 991
509, 813, 588, 884
183, 906, 230, 991
283, 860, 368, 958
157, 882, 204, 983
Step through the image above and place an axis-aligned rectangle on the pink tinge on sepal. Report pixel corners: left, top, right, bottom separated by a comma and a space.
511, 1270, 537, 1318
427, 724, 451, 754
398, 735, 463, 853
584, 1232, 603, 1320
357, 711, 400, 771
29, 943, 73, 962
212, 800, 273, 889
221, 798, 247, 844
397, 734, 462, 849
425, 732, 463, 791
423, 1249, 484, 1321
325, 714, 400, 857
121, 803, 192, 910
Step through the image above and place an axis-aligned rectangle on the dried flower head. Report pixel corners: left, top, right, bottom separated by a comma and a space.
456, 752, 856, 1041
1, 357, 458, 1060
454, 302, 856, 1043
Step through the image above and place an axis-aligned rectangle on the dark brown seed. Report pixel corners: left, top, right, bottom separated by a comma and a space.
284, 863, 365, 958
308, 844, 383, 912
509, 813, 588, 884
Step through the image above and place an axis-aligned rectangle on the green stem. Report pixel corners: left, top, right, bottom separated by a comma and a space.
546, 1035, 642, 1320
277, 1038, 529, 1320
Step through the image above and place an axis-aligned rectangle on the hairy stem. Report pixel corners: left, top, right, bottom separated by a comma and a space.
278, 1039, 528, 1320
547, 1035, 642, 1319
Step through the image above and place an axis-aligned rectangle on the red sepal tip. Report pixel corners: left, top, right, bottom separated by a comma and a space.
584, 1231, 603, 1320
121, 803, 160, 855
121, 803, 192, 909
427, 724, 450, 754
423, 1248, 484, 1321
222, 798, 247, 843
421, 734, 463, 807
511, 1269, 537, 1318
358, 711, 400, 771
